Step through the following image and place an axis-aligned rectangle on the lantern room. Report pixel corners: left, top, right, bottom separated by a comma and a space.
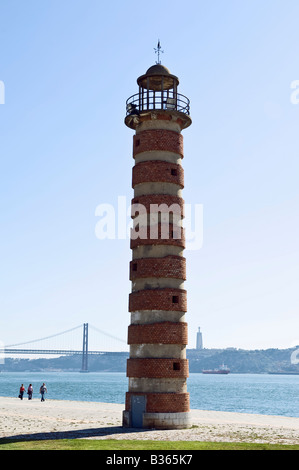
125, 63, 191, 130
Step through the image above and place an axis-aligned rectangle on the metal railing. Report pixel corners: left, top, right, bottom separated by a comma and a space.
126, 91, 190, 116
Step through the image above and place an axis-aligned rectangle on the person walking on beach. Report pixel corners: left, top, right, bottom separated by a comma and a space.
19, 384, 25, 400
39, 383, 47, 402
27, 384, 33, 400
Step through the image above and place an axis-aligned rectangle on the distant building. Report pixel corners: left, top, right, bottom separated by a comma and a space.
196, 327, 203, 350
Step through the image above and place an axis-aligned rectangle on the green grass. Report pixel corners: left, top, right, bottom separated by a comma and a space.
0, 439, 298, 450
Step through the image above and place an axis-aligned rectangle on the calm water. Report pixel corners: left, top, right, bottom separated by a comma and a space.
0, 372, 298, 418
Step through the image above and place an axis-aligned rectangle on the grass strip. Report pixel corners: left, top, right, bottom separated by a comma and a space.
0, 439, 298, 451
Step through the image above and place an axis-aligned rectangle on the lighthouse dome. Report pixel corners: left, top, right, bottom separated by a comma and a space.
146, 64, 171, 76
137, 64, 179, 91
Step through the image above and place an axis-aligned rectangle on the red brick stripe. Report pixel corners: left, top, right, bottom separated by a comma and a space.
127, 358, 189, 378
128, 322, 188, 345
129, 288, 187, 312
133, 129, 184, 158
130, 225, 185, 249
130, 256, 186, 281
132, 161, 184, 188
125, 392, 190, 413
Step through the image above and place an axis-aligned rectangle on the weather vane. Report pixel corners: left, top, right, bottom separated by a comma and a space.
154, 40, 164, 64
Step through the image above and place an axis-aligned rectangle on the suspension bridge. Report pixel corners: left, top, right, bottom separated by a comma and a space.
1, 323, 128, 372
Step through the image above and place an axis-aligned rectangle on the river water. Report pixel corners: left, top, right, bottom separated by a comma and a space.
0, 372, 298, 418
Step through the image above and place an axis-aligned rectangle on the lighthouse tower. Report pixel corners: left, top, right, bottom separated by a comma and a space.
123, 56, 192, 429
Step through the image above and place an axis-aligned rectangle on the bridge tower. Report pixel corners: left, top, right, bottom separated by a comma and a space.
123, 58, 192, 429
81, 323, 89, 372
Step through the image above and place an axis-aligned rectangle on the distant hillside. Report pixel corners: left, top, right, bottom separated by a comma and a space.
1, 348, 299, 374
187, 348, 299, 374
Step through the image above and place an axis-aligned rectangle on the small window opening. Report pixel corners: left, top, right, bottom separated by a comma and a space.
171, 168, 178, 176
173, 362, 181, 371
172, 295, 179, 304
132, 263, 138, 272
136, 139, 140, 147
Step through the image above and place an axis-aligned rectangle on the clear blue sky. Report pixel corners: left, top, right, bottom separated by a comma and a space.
0, 0, 299, 350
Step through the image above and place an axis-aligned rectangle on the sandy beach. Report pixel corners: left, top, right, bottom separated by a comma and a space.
0, 396, 298, 445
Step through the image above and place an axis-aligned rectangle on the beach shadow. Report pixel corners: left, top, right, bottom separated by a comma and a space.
0, 426, 154, 442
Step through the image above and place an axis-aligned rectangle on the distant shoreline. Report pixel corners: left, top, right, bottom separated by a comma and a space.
1, 347, 298, 374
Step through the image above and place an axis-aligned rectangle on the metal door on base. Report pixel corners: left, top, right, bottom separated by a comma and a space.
131, 395, 146, 428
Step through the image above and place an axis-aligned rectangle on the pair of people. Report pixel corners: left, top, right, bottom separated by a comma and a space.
19, 383, 47, 401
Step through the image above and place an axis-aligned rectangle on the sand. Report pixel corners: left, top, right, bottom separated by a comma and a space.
0, 396, 298, 445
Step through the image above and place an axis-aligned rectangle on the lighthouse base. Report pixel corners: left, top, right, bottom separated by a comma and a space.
122, 410, 191, 430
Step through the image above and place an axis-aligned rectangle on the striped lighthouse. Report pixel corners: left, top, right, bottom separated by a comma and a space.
122, 60, 192, 429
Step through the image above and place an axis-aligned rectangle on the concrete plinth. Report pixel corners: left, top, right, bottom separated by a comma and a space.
122, 410, 191, 430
